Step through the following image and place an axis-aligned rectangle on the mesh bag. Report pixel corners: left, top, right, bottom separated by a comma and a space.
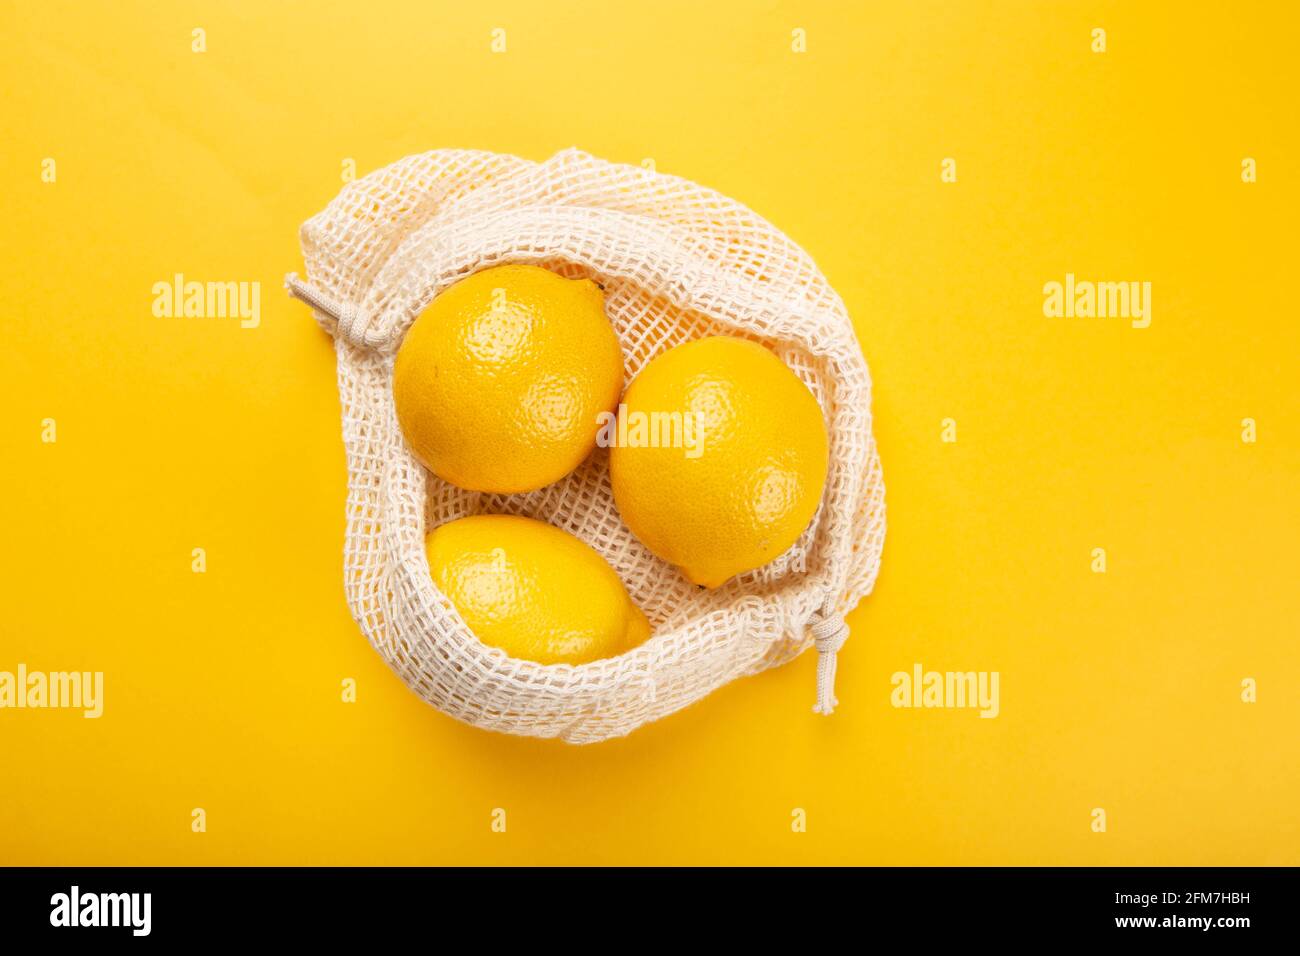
285, 148, 886, 743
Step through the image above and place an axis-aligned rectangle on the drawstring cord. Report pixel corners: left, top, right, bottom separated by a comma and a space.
285, 273, 383, 349
809, 594, 849, 715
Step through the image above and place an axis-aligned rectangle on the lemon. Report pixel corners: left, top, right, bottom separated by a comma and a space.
394, 264, 624, 493
610, 336, 829, 588
425, 514, 651, 665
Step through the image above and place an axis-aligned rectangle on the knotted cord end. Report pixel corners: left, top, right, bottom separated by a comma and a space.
284, 272, 378, 349
809, 600, 849, 716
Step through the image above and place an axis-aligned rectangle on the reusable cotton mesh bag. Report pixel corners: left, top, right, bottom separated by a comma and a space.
285, 147, 885, 743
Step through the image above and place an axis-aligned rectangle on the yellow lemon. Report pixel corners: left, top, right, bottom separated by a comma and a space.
425, 514, 651, 665
394, 264, 624, 493
610, 336, 829, 588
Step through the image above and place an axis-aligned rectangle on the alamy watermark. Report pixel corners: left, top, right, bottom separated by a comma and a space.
891, 663, 1000, 718
152, 273, 260, 328
50, 886, 150, 936
1043, 273, 1151, 329
595, 405, 704, 459
0, 664, 103, 718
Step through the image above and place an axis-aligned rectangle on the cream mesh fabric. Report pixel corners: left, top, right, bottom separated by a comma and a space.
288, 147, 885, 743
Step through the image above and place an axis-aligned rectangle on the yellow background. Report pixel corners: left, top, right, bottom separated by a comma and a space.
2, 0, 1297, 865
